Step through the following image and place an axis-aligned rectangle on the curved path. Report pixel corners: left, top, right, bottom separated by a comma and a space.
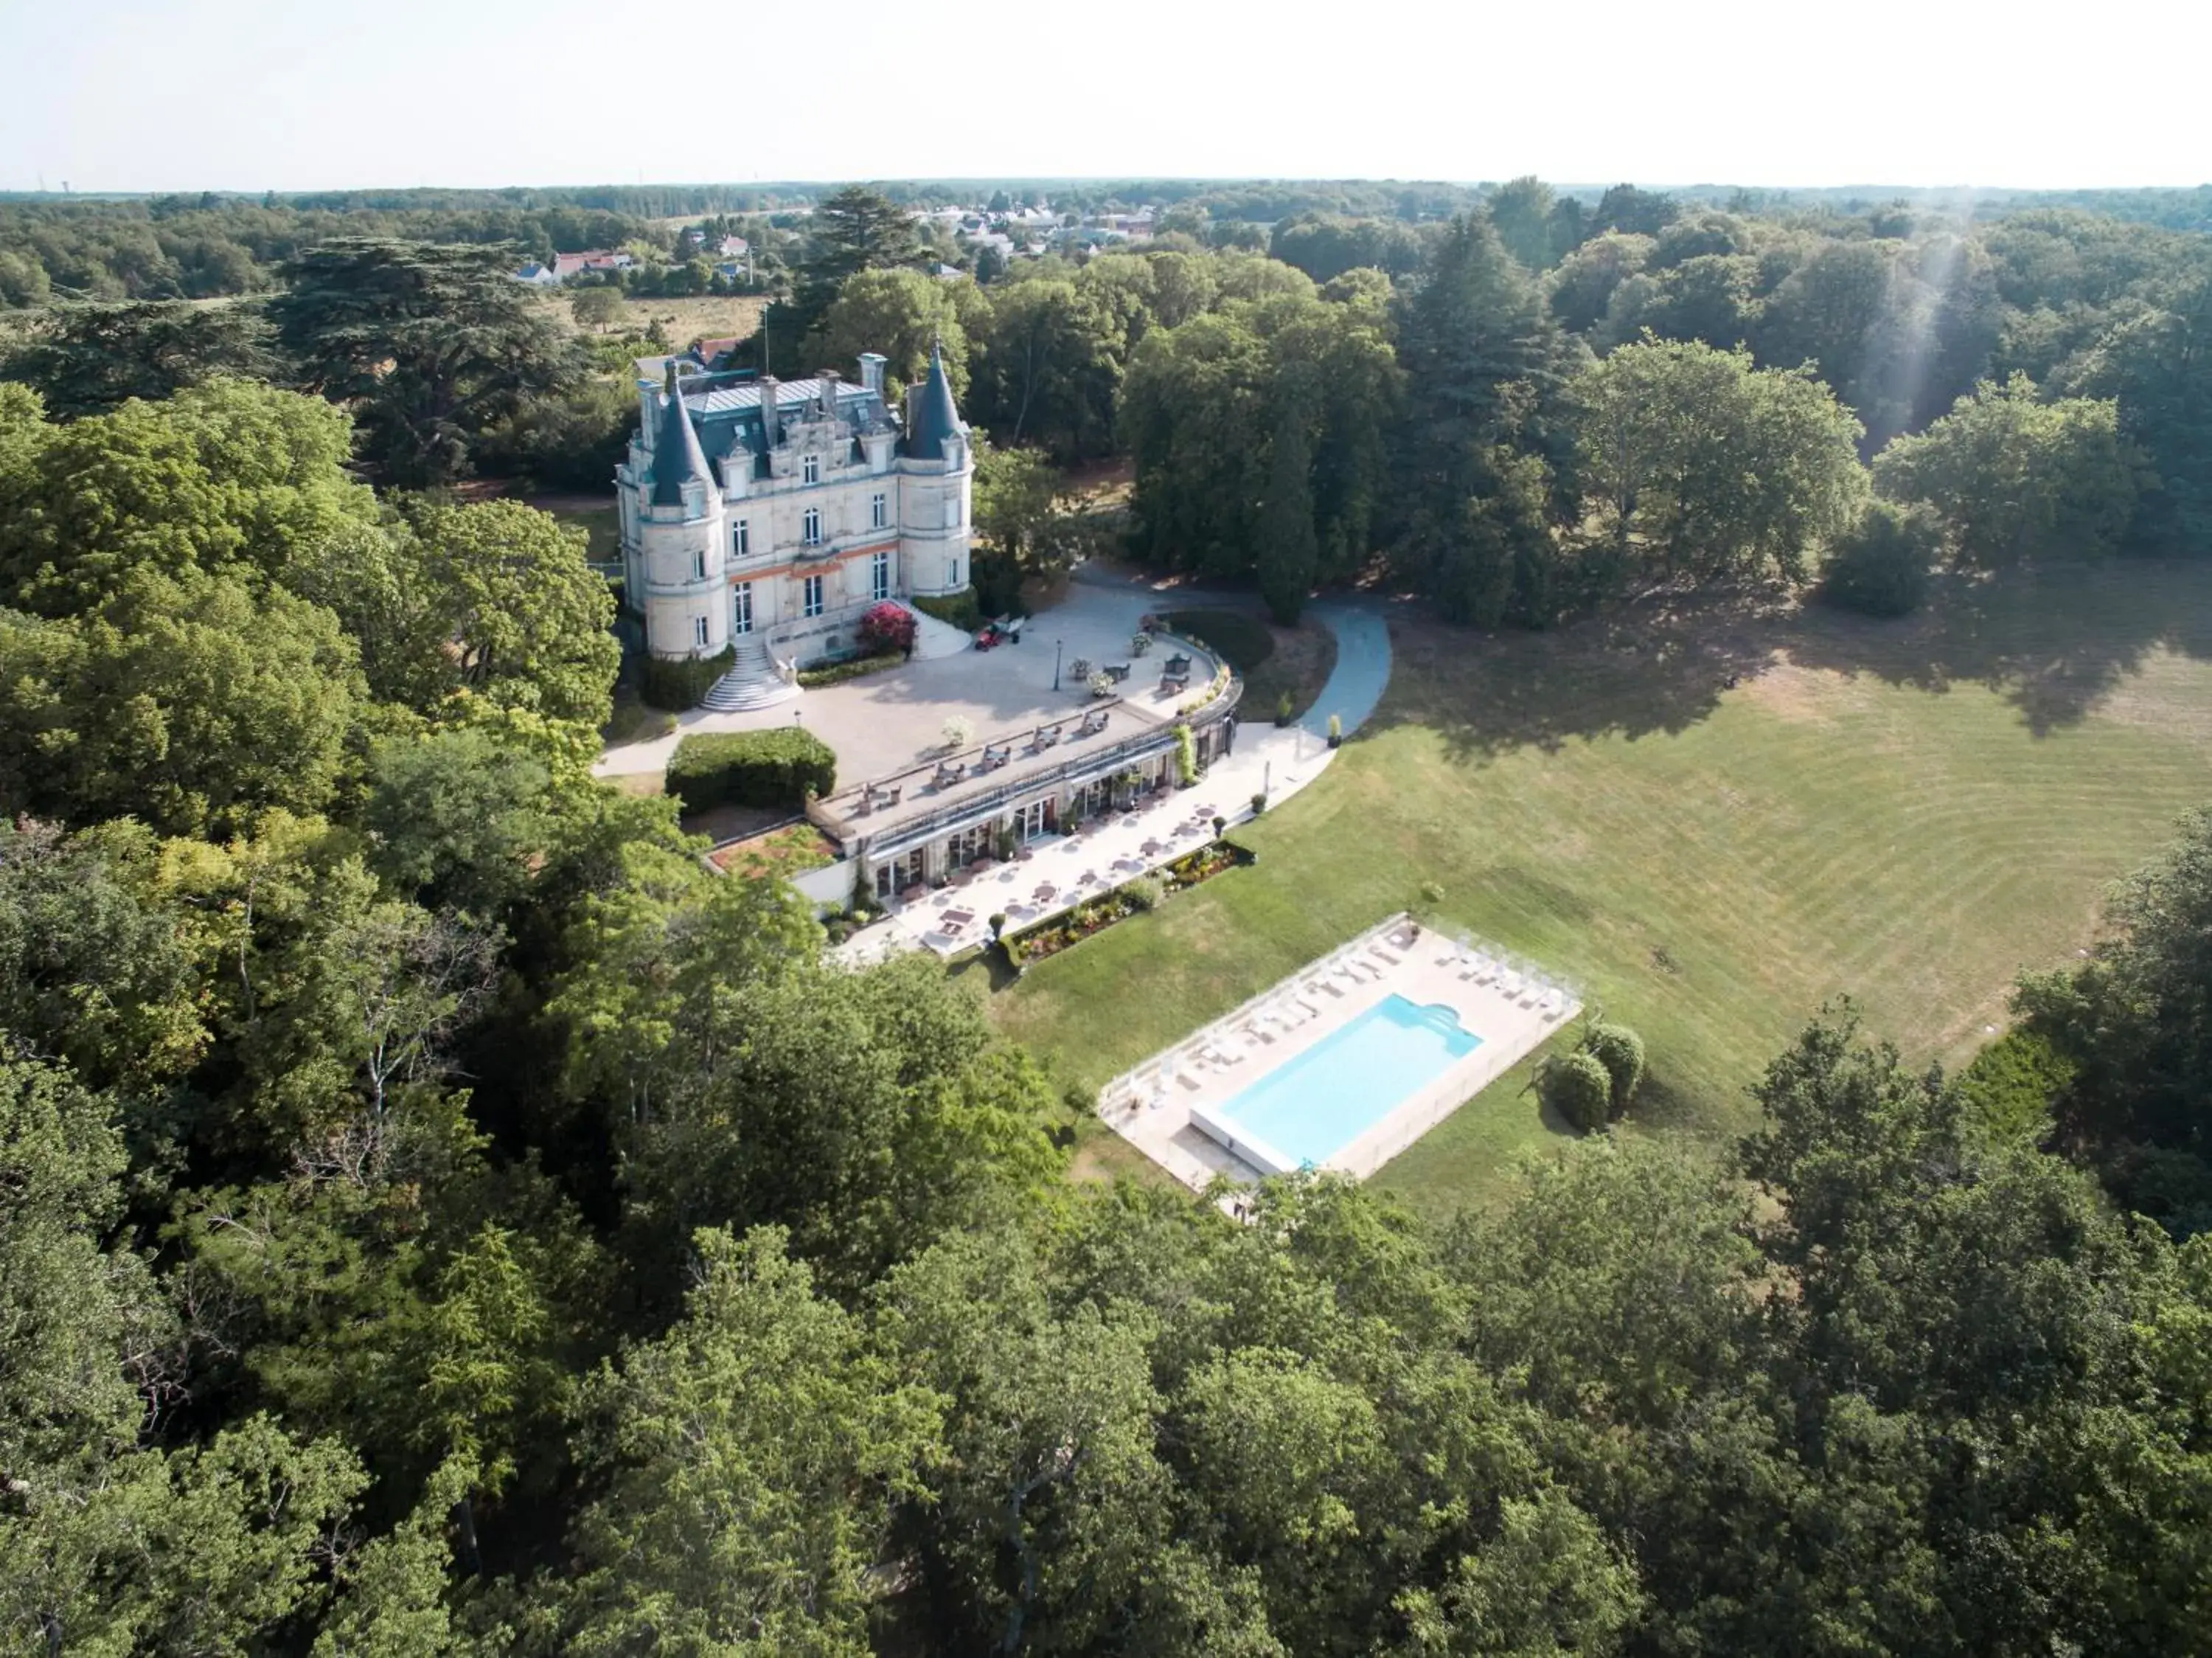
1298, 600, 1391, 740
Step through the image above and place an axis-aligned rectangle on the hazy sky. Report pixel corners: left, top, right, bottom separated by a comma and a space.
3, 0, 2202, 194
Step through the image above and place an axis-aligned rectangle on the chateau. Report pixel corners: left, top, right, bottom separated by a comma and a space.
616, 345, 974, 707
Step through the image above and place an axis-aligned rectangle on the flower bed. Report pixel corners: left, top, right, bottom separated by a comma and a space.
1006, 839, 1253, 965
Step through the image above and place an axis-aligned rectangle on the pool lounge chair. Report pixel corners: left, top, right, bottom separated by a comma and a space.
1369, 945, 1401, 966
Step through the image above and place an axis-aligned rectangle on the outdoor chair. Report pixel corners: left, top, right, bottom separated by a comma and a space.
1105, 662, 1132, 682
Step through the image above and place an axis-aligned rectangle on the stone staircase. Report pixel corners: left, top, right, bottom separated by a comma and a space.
699, 636, 799, 712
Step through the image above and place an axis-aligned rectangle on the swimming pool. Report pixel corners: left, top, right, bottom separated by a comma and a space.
1191, 994, 1482, 1174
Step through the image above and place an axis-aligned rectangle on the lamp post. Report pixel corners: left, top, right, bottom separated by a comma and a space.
1052, 638, 1063, 692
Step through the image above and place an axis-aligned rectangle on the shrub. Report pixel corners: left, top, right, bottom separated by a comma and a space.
1580, 1021, 1646, 1114
1088, 671, 1113, 697
910, 589, 982, 631
857, 600, 918, 656
797, 651, 902, 688
1543, 1050, 1614, 1134
1955, 1027, 2075, 1144
1173, 723, 1197, 785
988, 912, 1008, 940
1419, 880, 1445, 906
940, 714, 974, 751
641, 646, 735, 712
1251, 791, 1267, 816
1161, 608, 1275, 673
667, 728, 836, 813
1121, 875, 1165, 912
1211, 815, 1227, 838
1327, 712, 1343, 746
1276, 690, 1295, 726
1819, 502, 1940, 618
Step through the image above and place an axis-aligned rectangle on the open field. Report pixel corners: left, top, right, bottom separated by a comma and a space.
617, 294, 767, 350
989, 562, 2212, 1218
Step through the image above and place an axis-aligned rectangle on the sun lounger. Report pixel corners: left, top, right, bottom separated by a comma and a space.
1369, 946, 1400, 966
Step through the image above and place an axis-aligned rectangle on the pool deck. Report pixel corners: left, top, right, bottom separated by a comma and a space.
1099, 914, 1579, 1189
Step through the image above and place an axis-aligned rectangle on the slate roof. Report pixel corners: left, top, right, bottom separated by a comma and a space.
650, 374, 713, 508
905, 344, 965, 462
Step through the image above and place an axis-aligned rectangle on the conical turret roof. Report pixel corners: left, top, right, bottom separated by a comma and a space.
905, 341, 966, 461
650, 365, 713, 509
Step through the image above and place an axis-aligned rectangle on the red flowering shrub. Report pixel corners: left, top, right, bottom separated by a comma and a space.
858, 601, 918, 656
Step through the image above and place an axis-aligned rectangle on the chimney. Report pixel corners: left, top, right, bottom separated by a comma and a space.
818, 368, 840, 420
858, 352, 886, 395
759, 375, 780, 447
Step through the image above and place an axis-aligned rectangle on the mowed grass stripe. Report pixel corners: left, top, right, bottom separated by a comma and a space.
986, 566, 2212, 1218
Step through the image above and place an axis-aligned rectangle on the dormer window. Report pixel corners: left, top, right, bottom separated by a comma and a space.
802, 453, 821, 485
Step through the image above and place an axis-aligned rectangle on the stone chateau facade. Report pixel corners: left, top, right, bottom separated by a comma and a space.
616, 345, 973, 700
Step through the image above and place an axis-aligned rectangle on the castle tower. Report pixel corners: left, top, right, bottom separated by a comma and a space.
896, 342, 974, 599
636, 364, 729, 661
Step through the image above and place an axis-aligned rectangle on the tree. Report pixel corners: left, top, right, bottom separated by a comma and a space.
272, 239, 580, 486
1546, 232, 1653, 335
1818, 500, 1940, 617
0, 376, 374, 613
764, 187, 922, 369
412, 499, 620, 726
560, 1227, 940, 1656
1573, 338, 1866, 583
972, 271, 1124, 458
1487, 176, 1562, 271
363, 726, 553, 917
1256, 406, 1318, 623
2067, 269, 2212, 551
804, 266, 971, 401
0, 565, 366, 837
1872, 376, 2143, 564
1, 299, 279, 417
568, 285, 627, 333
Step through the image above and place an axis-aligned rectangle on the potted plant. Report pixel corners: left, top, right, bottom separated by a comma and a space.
1326, 712, 1342, 749
995, 824, 1018, 861
1068, 657, 1092, 683
941, 714, 974, 752
1130, 631, 1154, 656
1276, 690, 1295, 726
1251, 791, 1267, 816
1088, 671, 1113, 698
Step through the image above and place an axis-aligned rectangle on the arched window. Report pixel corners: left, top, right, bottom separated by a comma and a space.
803, 507, 822, 546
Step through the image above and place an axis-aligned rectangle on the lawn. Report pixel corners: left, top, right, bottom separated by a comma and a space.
987, 563, 2212, 1219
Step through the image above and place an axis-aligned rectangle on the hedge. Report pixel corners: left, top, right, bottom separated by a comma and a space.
909, 589, 984, 632
641, 647, 734, 712
667, 729, 836, 814
797, 651, 902, 689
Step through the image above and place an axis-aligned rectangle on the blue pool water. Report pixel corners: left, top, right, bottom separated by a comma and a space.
1212, 995, 1481, 1167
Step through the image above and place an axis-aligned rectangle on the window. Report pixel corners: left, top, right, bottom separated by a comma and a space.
803, 575, 824, 617
945, 555, 959, 590
871, 550, 890, 601
803, 507, 822, 547
870, 490, 887, 530
692, 546, 706, 581
943, 496, 959, 530
802, 453, 820, 485
692, 615, 709, 648
734, 519, 749, 557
